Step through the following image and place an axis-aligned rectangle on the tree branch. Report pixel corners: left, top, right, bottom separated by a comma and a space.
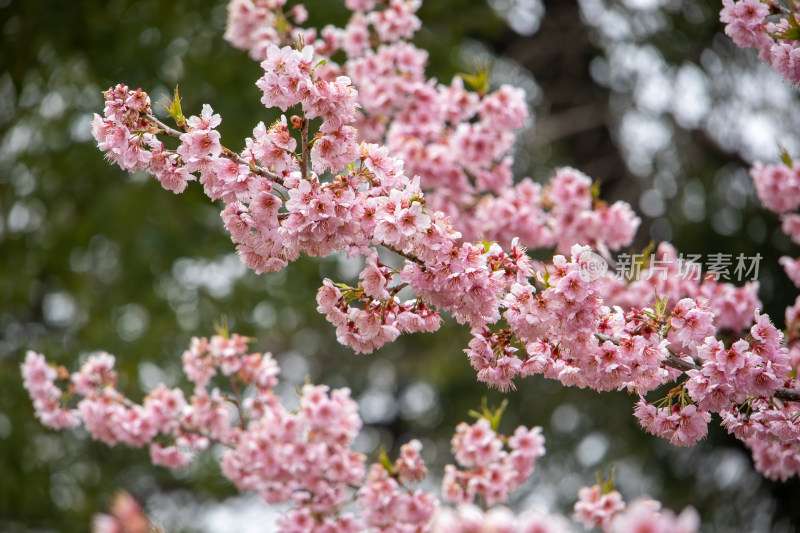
301, 116, 309, 178
145, 112, 183, 137
382, 244, 425, 267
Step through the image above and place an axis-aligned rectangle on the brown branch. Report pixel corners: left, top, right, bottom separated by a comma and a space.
382, 244, 425, 266
145, 112, 183, 137
390, 282, 409, 293
229, 376, 248, 430
764, 0, 790, 15
768, 385, 799, 403
301, 116, 309, 178
594, 332, 619, 345
663, 352, 699, 373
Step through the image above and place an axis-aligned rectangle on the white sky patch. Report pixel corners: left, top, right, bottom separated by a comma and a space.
618, 110, 672, 176
489, 0, 545, 36
672, 63, 710, 129
171, 253, 248, 299
43, 291, 78, 327
149, 493, 282, 533
622, 0, 660, 10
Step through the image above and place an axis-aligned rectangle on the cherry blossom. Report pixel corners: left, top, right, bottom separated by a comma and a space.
25, 0, 800, 529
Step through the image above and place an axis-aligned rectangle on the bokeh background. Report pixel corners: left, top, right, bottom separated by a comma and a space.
2, 0, 800, 531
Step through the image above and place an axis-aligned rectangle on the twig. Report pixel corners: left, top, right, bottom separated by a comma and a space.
146, 113, 183, 137
300, 116, 309, 178
594, 332, 619, 345
382, 244, 425, 266
229, 376, 248, 430
390, 282, 409, 294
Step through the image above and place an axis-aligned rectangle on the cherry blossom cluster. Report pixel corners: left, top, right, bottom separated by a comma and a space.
751, 159, 800, 214
573, 484, 699, 533
316, 276, 441, 354
356, 440, 437, 532
751, 158, 800, 286
90, 86, 162, 174
604, 242, 761, 333
224, 0, 641, 252
22, 334, 360, 529
715, 153, 800, 480
454, 241, 800, 469
442, 418, 545, 507
687, 312, 789, 409
24, 333, 699, 533
89, 73, 800, 480
634, 398, 713, 448
66, 0, 800, 517
480, 168, 639, 254
91, 491, 150, 533
720, 0, 800, 84
471, 245, 686, 396
22, 351, 79, 430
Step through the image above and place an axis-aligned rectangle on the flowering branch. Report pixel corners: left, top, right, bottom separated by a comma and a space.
25, 0, 800, 529
596, 332, 800, 403
84, 0, 800, 483
720, 0, 800, 83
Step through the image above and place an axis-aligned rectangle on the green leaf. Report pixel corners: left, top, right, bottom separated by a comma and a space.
487, 398, 508, 432
770, 11, 800, 41
214, 315, 229, 338
158, 85, 185, 128
378, 445, 394, 474
538, 264, 551, 288
590, 179, 602, 199
596, 466, 616, 494
467, 409, 483, 420
631, 241, 655, 278
653, 289, 670, 316
275, 12, 289, 36
770, 27, 800, 41
779, 143, 793, 167
468, 397, 508, 432
458, 61, 491, 96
